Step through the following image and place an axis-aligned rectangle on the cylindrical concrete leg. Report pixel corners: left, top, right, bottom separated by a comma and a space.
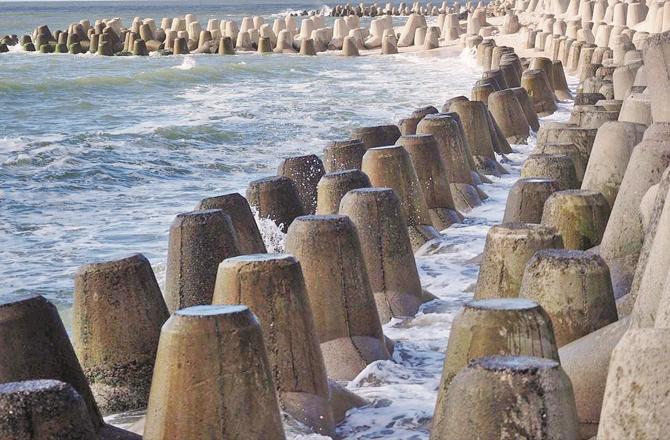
196, 193, 267, 254
315, 169, 370, 215
597, 328, 670, 439
340, 188, 424, 322
520, 249, 618, 347
435, 298, 559, 397
353, 124, 402, 149
0, 295, 140, 438
488, 89, 531, 143
553, 60, 573, 100
143, 305, 286, 439
475, 223, 564, 299
581, 121, 647, 208
416, 114, 483, 212
278, 154, 325, 215
536, 143, 587, 182
431, 355, 579, 440
521, 69, 558, 116
396, 134, 463, 229
557, 313, 629, 438
285, 215, 391, 380
300, 38, 317, 55
449, 99, 508, 176
165, 210, 241, 312
219, 36, 235, 54
536, 124, 598, 164
246, 175, 305, 232
599, 123, 670, 300
521, 153, 580, 190
511, 87, 541, 133
361, 145, 442, 249
541, 189, 610, 250
323, 139, 366, 173
73, 254, 169, 414
0, 380, 97, 439
503, 178, 560, 224
212, 254, 335, 437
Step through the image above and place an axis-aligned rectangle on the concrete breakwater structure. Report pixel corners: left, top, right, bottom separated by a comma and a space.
2, 0, 670, 438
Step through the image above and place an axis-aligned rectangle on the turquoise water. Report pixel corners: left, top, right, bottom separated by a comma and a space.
0, 2, 482, 309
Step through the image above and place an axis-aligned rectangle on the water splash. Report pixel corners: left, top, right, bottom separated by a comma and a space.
253, 208, 287, 253
172, 56, 197, 70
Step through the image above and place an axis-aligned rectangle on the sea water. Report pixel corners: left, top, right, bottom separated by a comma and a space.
0, 2, 576, 438
1, 1, 476, 310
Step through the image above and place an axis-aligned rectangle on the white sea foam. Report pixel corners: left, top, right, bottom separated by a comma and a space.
172, 56, 197, 70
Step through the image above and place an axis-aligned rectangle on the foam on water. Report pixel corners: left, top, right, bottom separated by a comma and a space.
1, 44, 480, 306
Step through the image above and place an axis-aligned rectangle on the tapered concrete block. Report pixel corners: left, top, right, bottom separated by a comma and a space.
475, 224, 563, 299
212, 255, 335, 436
541, 190, 610, 250
643, 31, 670, 123
521, 154, 579, 190
278, 155, 325, 215
143, 305, 285, 439
431, 355, 579, 440
435, 299, 559, 398
482, 68, 508, 90
503, 178, 561, 224
630, 175, 670, 327
315, 169, 370, 215
520, 249, 618, 347
299, 38, 317, 55
0, 380, 97, 439
0, 295, 139, 439
622, 167, 670, 316
256, 36, 271, 53
530, 56, 556, 89
165, 210, 241, 312
618, 91, 652, 127
488, 109, 515, 155
416, 114, 483, 212
537, 125, 597, 162
219, 36, 235, 54
536, 143, 586, 182
196, 193, 266, 255
471, 83, 496, 104
499, 63, 521, 88
450, 100, 507, 176
581, 121, 646, 208
362, 146, 442, 249
599, 123, 670, 299
73, 254, 169, 414
512, 86, 541, 132
553, 60, 573, 100
488, 89, 530, 143
323, 139, 366, 172
340, 188, 423, 322
247, 176, 305, 232
353, 124, 401, 149
557, 317, 630, 439
285, 215, 391, 380
522, 69, 558, 116
342, 36, 359, 55
597, 328, 670, 439
396, 134, 463, 229
172, 36, 188, 54
399, 106, 439, 136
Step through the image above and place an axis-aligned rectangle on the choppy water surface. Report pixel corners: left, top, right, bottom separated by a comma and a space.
1, 7, 478, 308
